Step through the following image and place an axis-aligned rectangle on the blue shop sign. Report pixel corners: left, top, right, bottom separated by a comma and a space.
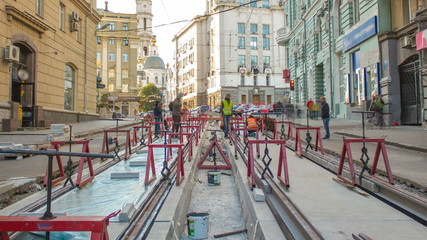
343, 16, 378, 52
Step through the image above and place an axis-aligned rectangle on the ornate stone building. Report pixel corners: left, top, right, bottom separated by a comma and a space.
0, 0, 101, 131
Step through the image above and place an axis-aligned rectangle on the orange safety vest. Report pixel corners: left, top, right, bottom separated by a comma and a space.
247, 118, 258, 129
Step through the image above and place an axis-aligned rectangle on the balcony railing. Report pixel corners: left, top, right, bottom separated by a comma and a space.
275, 26, 291, 45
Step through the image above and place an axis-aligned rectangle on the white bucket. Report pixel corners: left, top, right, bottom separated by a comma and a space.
187, 212, 209, 239
207, 171, 221, 186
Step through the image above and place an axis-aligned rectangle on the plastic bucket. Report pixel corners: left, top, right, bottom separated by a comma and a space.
187, 212, 209, 239
207, 171, 221, 186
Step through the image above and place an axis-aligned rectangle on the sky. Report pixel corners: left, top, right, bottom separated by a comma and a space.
96, 0, 205, 64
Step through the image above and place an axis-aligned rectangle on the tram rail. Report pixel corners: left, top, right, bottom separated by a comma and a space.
262, 129, 427, 227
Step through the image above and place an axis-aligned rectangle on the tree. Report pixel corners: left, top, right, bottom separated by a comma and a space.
139, 83, 161, 112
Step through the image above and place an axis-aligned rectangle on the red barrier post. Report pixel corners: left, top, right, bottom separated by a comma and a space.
294, 127, 324, 156
338, 138, 394, 186
0, 210, 120, 240
101, 129, 132, 159
145, 144, 185, 186
273, 121, 293, 140
132, 126, 151, 146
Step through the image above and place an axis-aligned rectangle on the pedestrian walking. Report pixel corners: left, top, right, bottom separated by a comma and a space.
172, 93, 183, 133
320, 96, 330, 139
153, 101, 162, 136
221, 93, 233, 138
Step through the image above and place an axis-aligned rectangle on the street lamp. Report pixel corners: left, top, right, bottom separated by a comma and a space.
96, 23, 111, 32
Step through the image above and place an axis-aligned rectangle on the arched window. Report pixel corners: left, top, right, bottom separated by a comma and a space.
64, 64, 75, 110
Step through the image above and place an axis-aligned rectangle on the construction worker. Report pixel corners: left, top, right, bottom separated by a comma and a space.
372, 92, 385, 127
247, 115, 258, 137
220, 93, 233, 138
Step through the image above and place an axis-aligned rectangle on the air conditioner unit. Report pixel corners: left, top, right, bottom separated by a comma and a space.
401, 35, 414, 48
4, 45, 20, 62
264, 68, 272, 74
71, 12, 79, 21
71, 21, 79, 32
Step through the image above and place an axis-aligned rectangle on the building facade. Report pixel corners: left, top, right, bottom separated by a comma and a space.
0, 0, 101, 131
381, 0, 427, 126
172, 16, 210, 110
96, 0, 153, 117
277, 0, 427, 126
171, 0, 287, 110
277, 0, 395, 121
206, 0, 287, 108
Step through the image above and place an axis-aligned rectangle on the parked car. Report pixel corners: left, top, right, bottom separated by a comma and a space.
213, 107, 221, 113
112, 113, 125, 119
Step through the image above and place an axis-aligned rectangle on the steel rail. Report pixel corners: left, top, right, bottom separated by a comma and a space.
232, 132, 324, 240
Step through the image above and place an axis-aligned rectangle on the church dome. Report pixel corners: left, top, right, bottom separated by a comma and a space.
143, 56, 165, 70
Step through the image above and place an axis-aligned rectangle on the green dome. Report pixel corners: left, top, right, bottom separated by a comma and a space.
143, 56, 165, 70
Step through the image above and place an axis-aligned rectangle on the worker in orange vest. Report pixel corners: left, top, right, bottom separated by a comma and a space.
247, 115, 258, 137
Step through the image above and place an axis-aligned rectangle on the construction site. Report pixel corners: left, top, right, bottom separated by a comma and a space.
0, 111, 426, 240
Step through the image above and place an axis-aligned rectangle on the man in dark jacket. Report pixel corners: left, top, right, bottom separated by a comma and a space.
320, 96, 330, 139
153, 100, 162, 136
172, 93, 183, 133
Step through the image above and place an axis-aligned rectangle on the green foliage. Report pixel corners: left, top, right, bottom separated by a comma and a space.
97, 93, 110, 109
139, 83, 161, 112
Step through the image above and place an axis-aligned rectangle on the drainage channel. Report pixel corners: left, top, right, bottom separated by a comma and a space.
10, 137, 179, 240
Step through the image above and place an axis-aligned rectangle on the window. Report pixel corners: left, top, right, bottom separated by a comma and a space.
238, 23, 245, 34
263, 38, 270, 50
59, 3, 65, 31
122, 84, 129, 93
238, 37, 245, 49
253, 75, 258, 86
241, 75, 245, 85
122, 69, 129, 78
96, 52, 101, 61
238, 55, 246, 67
262, 25, 270, 35
262, 0, 269, 8
122, 38, 129, 46
143, 18, 147, 30
108, 53, 115, 61
352, 0, 360, 25
109, 38, 115, 45
108, 68, 115, 78
242, 95, 247, 104
36, 0, 44, 16
266, 75, 270, 86
109, 23, 115, 31
250, 24, 257, 34
108, 84, 114, 92
250, 1, 257, 7
122, 53, 129, 62
97, 37, 101, 44
263, 56, 270, 68
123, 23, 128, 31
64, 65, 74, 111
251, 56, 258, 67
250, 37, 257, 50
155, 76, 159, 84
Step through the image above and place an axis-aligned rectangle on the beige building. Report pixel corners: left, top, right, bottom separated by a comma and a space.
96, 0, 154, 117
0, 0, 101, 131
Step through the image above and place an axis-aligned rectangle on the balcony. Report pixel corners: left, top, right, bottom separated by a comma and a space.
275, 26, 291, 46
